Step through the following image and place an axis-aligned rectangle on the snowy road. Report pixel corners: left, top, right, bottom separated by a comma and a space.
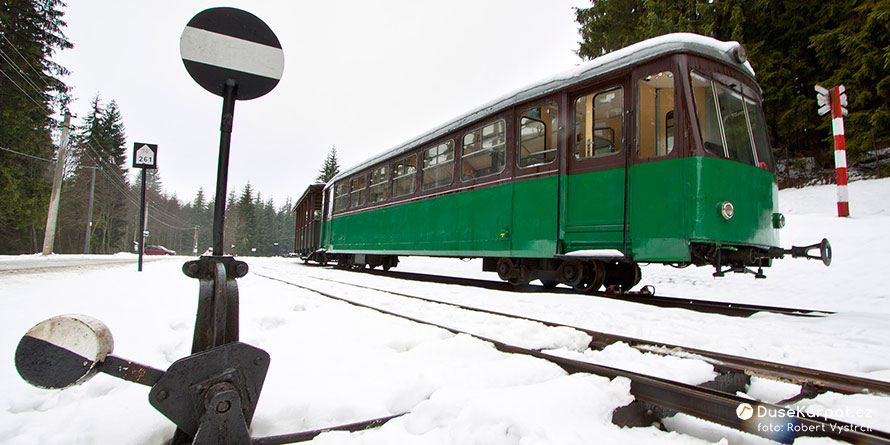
1, 178, 889, 444
0, 253, 175, 273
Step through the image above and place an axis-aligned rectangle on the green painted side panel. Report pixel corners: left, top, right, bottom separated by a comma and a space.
627, 158, 692, 261
628, 157, 780, 261
691, 157, 780, 246
511, 174, 558, 257
562, 167, 626, 252
325, 175, 557, 258
321, 157, 780, 263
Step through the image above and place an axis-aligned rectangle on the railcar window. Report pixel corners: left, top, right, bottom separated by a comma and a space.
519, 103, 558, 167
334, 181, 349, 212
422, 140, 454, 191
462, 119, 506, 181
368, 165, 389, 203
637, 71, 675, 158
393, 154, 417, 197
717, 84, 756, 166
574, 87, 623, 159
691, 73, 725, 157
746, 97, 776, 172
350, 175, 367, 208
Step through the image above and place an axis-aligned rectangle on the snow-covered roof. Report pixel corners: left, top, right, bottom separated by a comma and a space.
328, 33, 753, 186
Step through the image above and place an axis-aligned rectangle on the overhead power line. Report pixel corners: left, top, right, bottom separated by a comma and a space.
0, 145, 54, 163
0, 47, 44, 95
1, 33, 53, 92
2, 35, 200, 233
0, 66, 45, 109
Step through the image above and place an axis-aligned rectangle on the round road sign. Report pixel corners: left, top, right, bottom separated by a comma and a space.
15, 315, 114, 389
180, 7, 284, 100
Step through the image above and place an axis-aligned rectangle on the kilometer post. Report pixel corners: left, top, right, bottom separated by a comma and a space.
138, 167, 146, 271
132, 143, 157, 271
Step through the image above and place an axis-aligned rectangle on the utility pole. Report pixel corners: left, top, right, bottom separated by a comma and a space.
82, 165, 98, 254
42, 112, 72, 255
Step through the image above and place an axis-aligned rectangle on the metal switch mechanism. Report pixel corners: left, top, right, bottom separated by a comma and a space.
149, 341, 270, 441
14, 8, 405, 444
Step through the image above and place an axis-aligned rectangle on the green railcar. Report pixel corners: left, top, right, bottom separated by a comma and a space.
303, 33, 830, 291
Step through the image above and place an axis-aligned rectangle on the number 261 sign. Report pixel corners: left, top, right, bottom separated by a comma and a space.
133, 143, 158, 169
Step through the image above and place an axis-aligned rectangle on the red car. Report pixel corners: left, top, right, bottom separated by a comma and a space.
144, 245, 176, 255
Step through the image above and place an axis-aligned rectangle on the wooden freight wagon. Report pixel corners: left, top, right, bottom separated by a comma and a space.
293, 184, 325, 258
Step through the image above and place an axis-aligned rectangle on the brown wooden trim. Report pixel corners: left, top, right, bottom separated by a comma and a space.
511, 94, 562, 178
566, 79, 631, 175
630, 56, 682, 166
327, 52, 761, 219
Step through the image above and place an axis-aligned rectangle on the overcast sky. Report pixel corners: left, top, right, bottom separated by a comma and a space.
54, 0, 591, 207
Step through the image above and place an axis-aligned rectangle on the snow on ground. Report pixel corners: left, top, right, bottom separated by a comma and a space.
1, 178, 888, 444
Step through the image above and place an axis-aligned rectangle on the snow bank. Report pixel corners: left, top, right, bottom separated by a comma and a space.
1, 177, 889, 444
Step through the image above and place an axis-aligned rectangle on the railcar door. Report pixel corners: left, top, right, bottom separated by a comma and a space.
560, 83, 629, 255
511, 98, 561, 257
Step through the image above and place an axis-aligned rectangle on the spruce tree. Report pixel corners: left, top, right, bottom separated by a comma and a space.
811, 0, 890, 163
573, 0, 860, 171
67, 95, 131, 253
316, 145, 341, 183
0, 0, 72, 253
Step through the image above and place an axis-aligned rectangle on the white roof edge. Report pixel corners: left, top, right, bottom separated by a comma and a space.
328, 33, 752, 187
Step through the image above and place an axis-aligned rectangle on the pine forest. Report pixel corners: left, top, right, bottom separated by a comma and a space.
1, 0, 888, 254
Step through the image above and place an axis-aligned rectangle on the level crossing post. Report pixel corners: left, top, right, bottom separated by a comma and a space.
831, 86, 849, 217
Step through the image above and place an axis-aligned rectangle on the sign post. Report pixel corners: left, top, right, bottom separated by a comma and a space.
14, 8, 414, 444
815, 84, 850, 217
172, 7, 283, 441
180, 7, 285, 255
133, 143, 158, 271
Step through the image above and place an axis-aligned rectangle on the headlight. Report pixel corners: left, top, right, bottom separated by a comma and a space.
720, 201, 734, 220
729, 43, 747, 64
773, 213, 786, 229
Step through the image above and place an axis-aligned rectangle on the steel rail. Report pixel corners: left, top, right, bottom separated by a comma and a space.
594, 289, 833, 317
352, 267, 833, 317
254, 271, 890, 444
281, 269, 890, 399
252, 414, 405, 444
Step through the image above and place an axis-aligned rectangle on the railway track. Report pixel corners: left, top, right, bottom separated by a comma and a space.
253, 267, 889, 444
338, 266, 833, 318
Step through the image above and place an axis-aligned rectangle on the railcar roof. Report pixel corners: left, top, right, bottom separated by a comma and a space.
328, 33, 753, 187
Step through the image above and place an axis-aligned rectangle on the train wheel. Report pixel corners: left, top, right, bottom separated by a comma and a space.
621, 263, 642, 291
338, 255, 354, 270
496, 258, 518, 282
604, 262, 641, 291
573, 260, 605, 293
382, 256, 398, 271
558, 259, 584, 287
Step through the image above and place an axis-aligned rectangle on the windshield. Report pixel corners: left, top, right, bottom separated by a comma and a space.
691, 71, 775, 173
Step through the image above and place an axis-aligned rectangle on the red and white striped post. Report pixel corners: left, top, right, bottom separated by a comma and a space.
831, 85, 849, 217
